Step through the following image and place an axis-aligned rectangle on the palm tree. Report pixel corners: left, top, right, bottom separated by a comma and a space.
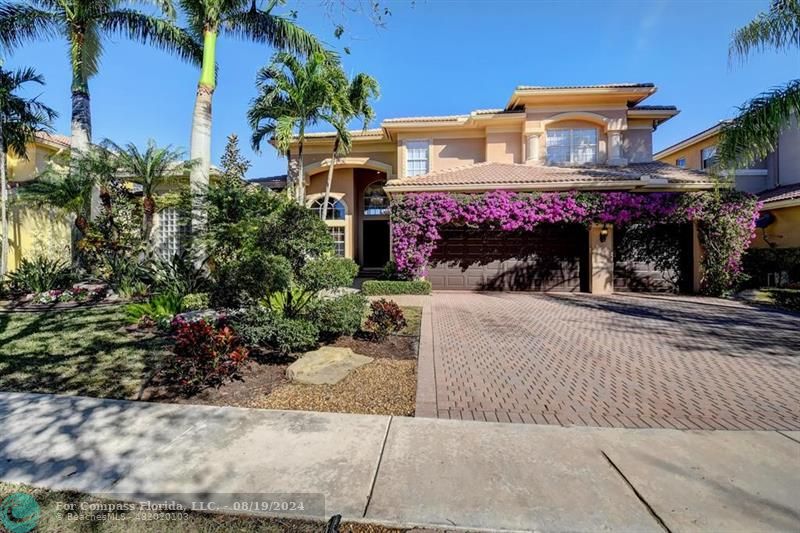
0, 0, 201, 156
321, 71, 379, 220
0, 66, 57, 276
108, 139, 189, 241
180, 0, 323, 227
718, 0, 800, 168
248, 50, 340, 202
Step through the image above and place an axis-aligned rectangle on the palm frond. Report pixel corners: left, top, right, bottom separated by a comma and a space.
223, 10, 323, 56
0, 65, 57, 157
717, 79, 800, 169
101, 9, 203, 66
729, 0, 800, 63
0, 3, 61, 50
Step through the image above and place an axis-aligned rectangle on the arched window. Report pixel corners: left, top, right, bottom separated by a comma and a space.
309, 197, 346, 220
363, 181, 389, 216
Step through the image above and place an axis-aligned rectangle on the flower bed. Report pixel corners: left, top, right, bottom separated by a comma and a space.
391, 190, 759, 295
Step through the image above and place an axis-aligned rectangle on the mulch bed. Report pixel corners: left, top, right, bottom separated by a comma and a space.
137, 331, 419, 415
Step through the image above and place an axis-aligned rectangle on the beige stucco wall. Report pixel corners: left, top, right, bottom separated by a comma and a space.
305, 168, 357, 259
8, 143, 60, 182
432, 137, 485, 169
486, 131, 522, 164
656, 135, 718, 170
777, 119, 800, 187
752, 204, 800, 249
7, 205, 72, 272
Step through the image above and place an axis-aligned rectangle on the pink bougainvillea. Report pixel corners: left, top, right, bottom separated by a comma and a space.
390, 190, 759, 295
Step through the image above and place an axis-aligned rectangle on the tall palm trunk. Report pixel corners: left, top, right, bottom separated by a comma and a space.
142, 194, 155, 242
189, 29, 217, 235
295, 140, 305, 202
0, 121, 8, 277
321, 137, 340, 221
70, 42, 96, 219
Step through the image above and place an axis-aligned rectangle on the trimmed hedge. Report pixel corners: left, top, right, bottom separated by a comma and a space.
768, 289, 800, 312
361, 280, 431, 296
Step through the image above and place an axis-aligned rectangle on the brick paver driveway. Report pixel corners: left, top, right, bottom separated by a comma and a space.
418, 293, 800, 430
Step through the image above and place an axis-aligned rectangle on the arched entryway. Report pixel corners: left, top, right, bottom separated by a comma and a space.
360, 176, 390, 269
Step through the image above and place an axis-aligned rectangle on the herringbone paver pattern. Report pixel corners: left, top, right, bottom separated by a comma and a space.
427, 293, 800, 430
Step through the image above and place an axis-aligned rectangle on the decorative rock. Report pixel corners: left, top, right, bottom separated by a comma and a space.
287, 347, 373, 385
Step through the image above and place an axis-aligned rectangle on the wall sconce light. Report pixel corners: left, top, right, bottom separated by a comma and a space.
599, 224, 609, 243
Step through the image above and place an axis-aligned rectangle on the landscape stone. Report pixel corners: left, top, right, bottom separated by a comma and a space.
287, 347, 373, 385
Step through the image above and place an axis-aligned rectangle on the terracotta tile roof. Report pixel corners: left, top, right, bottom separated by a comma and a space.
385, 161, 715, 191
303, 128, 385, 139
759, 183, 800, 204
34, 131, 70, 147
515, 83, 655, 90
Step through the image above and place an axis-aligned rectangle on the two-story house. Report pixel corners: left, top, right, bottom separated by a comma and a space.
654, 120, 800, 250
284, 83, 715, 293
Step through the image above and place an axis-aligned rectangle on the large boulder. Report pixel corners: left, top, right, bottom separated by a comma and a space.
287, 347, 373, 385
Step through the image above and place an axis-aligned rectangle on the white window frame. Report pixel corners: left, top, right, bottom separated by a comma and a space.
546, 128, 598, 165
307, 195, 348, 258
405, 140, 430, 177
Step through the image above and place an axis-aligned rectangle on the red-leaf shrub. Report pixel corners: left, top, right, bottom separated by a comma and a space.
167, 318, 249, 392
364, 299, 407, 342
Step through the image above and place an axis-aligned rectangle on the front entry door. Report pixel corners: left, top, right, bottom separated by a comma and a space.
362, 220, 390, 268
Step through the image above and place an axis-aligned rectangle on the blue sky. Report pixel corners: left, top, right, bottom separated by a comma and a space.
5, 0, 798, 178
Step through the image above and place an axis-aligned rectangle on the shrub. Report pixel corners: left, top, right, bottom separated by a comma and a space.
229, 306, 319, 354
166, 318, 249, 392
768, 289, 800, 312
125, 292, 184, 328
149, 252, 210, 298
306, 293, 367, 339
268, 256, 359, 318
211, 252, 292, 308
182, 292, 210, 311
6, 257, 74, 294
361, 279, 432, 296
364, 299, 407, 342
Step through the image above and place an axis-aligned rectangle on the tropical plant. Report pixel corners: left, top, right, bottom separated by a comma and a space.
363, 298, 406, 342
229, 305, 318, 354
148, 251, 210, 298
167, 317, 249, 392
248, 50, 341, 200
0, 0, 201, 155
125, 291, 184, 327
305, 292, 366, 339
182, 0, 322, 228
321, 71, 379, 220
266, 254, 358, 317
219, 133, 251, 184
108, 139, 189, 241
0, 66, 57, 277
718, 0, 800, 168
181, 291, 209, 311
5, 256, 73, 293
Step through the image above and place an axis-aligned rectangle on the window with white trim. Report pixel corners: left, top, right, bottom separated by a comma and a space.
308, 197, 347, 257
155, 207, 187, 260
309, 198, 346, 220
546, 128, 598, 164
405, 140, 430, 176
676, 157, 686, 168
701, 146, 717, 170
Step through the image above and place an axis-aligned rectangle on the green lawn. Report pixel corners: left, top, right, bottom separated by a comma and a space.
0, 305, 167, 399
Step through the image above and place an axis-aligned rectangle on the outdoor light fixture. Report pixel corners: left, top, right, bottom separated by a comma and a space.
599, 225, 609, 243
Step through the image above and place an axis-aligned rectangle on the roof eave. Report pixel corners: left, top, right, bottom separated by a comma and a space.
505, 85, 657, 110
384, 181, 715, 194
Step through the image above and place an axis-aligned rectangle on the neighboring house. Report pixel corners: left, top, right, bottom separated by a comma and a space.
286, 83, 716, 292
5, 133, 216, 272
654, 120, 800, 250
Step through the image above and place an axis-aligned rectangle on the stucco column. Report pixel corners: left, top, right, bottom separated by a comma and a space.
607, 131, 626, 166
691, 220, 703, 293
526, 134, 541, 165
589, 223, 614, 294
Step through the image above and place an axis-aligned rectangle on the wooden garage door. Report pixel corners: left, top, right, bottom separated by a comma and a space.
427, 224, 586, 291
614, 223, 693, 293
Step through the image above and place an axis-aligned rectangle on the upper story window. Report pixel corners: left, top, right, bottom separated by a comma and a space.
546, 128, 598, 164
701, 146, 717, 170
364, 181, 389, 216
405, 140, 430, 176
676, 157, 687, 168
309, 197, 346, 220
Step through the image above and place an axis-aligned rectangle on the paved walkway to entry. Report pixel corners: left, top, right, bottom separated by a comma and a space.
414, 292, 800, 430
1, 392, 798, 531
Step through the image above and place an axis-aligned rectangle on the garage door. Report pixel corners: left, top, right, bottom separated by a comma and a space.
427, 224, 587, 291
614, 223, 693, 293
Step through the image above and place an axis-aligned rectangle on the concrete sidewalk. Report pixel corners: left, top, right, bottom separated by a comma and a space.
0, 392, 798, 532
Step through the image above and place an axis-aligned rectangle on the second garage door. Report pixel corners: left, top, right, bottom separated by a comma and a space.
426, 224, 587, 291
